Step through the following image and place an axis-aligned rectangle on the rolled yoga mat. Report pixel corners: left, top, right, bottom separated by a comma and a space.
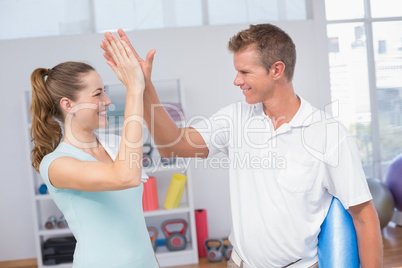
318, 197, 360, 268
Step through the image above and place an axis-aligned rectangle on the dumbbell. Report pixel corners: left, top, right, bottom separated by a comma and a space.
161, 156, 176, 166
45, 216, 57, 229
147, 227, 158, 251
143, 143, 153, 168
222, 237, 233, 260
205, 238, 224, 262
162, 219, 187, 251
57, 215, 68, 229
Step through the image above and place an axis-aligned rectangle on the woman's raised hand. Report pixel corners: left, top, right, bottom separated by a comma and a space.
101, 29, 156, 84
102, 33, 145, 94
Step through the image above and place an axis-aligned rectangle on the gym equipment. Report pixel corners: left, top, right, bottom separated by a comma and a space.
142, 176, 159, 212
195, 209, 209, 257
164, 174, 187, 209
205, 238, 224, 262
57, 215, 68, 229
38, 183, 48, 195
43, 236, 76, 265
45, 216, 57, 229
162, 219, 187, 251
147, 227, 158, 251
143, 143, 153, 168
318, 197, 360, 268
385, 154, 402, 211
222, 237, 233, 260
161, 156, 176, 166
367, 178, 395, 229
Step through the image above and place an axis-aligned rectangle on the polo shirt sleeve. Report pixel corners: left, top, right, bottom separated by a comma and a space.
323, 134, 372, 209
189, 104, 234, 157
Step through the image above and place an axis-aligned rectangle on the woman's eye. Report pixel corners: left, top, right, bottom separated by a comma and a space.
95, 93, 101, 96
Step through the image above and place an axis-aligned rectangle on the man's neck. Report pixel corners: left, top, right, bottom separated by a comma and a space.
261, 86, 301, 130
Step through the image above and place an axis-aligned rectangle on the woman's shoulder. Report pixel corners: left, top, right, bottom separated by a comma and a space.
39, 142, 94, 174
40, 143, 72, 172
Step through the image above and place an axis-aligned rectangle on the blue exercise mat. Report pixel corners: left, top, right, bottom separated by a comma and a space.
318, 197, 360, 268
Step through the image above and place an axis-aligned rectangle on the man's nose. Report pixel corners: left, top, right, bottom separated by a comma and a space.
234, 73, 243, 86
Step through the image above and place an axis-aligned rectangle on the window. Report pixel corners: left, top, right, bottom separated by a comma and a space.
325, 0, 402, 179
0, 0, 309, 40
207, 0, 308, 25
0, 0, 91, 40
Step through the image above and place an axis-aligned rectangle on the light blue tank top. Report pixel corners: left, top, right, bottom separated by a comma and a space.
39, 135, 158, 268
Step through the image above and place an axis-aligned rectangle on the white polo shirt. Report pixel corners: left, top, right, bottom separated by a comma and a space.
191, 97, 372, 268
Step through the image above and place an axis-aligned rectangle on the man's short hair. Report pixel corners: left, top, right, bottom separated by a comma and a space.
228, 24, 296, 81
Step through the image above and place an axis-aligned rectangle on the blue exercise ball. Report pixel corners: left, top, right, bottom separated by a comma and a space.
367, 178, 395, 229
318, 197, 360, 268
385, 154, 402, 211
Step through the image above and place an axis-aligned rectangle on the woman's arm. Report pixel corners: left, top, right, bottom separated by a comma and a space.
101, 29, 209, 159
48, 34, 145, 192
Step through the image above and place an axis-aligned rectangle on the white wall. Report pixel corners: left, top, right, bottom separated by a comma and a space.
0, 21, 330, 261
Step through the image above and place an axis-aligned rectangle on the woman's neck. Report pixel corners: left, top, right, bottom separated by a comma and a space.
62, 125, 98, 150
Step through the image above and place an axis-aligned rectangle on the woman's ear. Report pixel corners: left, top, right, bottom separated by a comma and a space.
60, 97, 73, 114
271, 61, 286, 80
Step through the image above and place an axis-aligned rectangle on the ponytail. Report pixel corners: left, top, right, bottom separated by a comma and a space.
30, 68, 62, 173
29, 61, 95, 173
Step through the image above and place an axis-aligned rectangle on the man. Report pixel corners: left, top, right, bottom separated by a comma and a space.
102, 24, 382, 268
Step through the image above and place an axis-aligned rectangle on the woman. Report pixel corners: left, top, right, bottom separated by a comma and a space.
30, 34, 159, 267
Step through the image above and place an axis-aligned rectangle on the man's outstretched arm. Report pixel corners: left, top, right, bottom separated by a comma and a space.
101, 30, 209, 158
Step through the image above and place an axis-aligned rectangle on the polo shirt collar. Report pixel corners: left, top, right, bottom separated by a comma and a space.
252, 96, 320, 128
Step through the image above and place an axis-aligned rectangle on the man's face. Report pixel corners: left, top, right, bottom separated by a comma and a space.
233, 45, 273, 104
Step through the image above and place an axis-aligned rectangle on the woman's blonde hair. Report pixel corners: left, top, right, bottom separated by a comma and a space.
30, 61, 95, 172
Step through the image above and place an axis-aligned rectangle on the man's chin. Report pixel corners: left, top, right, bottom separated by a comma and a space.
244, 96, 260, 105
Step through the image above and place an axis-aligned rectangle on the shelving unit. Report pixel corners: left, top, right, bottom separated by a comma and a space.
24, 79, 198, 267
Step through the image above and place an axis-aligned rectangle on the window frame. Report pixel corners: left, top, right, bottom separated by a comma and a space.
325, 0, 402, 180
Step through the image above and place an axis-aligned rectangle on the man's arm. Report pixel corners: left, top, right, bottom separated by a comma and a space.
101, 29, 209, 158
348, 200, 383, 268
142, 81, 209, 158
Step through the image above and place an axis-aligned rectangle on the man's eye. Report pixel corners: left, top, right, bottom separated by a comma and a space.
95, 93, 101, 96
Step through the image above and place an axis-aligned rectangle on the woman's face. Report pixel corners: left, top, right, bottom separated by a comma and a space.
67, 71, 111, 131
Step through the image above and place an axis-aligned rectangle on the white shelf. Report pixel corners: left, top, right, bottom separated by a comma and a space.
24, 79, 198, 268
156, 244, 197, 267
35, 194, 52, 201
38, 228, 72, 236
144, 204, 191, 217
144, 163, 189, 175
38, 263, 72, 268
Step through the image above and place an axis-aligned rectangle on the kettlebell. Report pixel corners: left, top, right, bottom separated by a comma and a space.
222, 237, 233, 260
147, 227, 158, 251
205, 238, 224, 262
162, 219, 187, 251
